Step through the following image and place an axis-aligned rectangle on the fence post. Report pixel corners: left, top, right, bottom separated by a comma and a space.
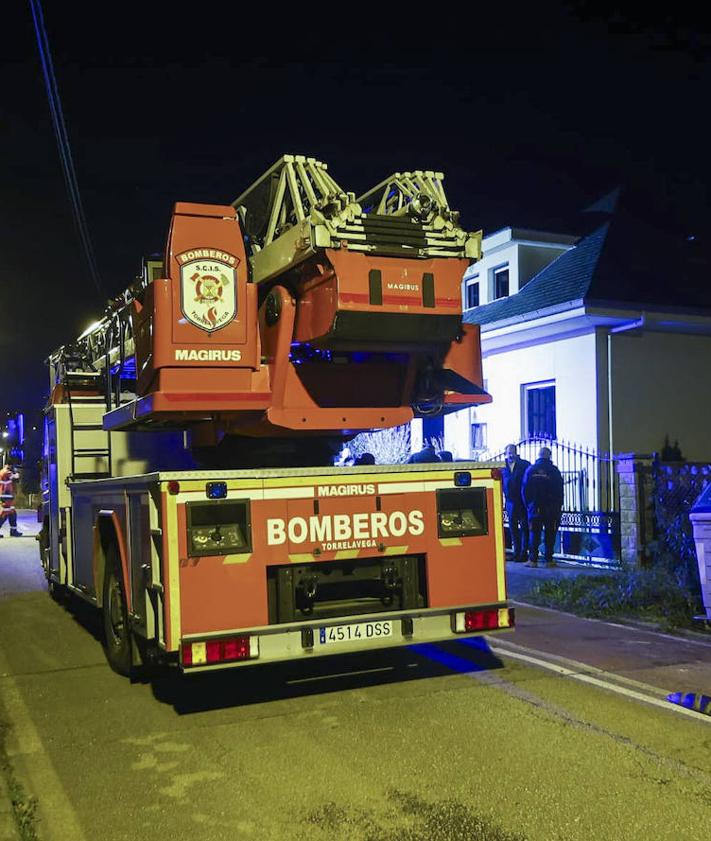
616, 453, 654, 567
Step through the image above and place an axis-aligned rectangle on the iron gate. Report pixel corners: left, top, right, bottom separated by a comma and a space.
490, 438, 621, 566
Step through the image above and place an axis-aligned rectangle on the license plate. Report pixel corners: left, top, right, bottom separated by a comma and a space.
318, 620, 393, 645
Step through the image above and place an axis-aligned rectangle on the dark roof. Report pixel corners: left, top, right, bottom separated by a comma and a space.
464, 187, 711, 327
464, 223, 609, 325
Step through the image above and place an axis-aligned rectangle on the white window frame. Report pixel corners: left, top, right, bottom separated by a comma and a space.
521, 380, 556, 440
491, 263, 510, 300
463, 274, 480, 310
471, 422, 487, 453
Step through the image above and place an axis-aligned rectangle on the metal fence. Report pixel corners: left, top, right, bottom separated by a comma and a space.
490, 438, 619, 514
651, 459, 711, 588
490, 437, 621, 565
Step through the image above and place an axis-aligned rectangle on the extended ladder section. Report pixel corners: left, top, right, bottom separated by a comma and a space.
233, 155, 482, 285
45, 155, 491, 443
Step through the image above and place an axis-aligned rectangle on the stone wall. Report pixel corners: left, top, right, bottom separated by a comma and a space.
616, 454, 655, 567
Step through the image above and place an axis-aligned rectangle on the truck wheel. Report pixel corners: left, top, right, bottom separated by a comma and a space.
48, 578, 67, 603
102, 551, 132, 676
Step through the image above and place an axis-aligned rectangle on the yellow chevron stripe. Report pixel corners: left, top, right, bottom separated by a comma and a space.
223, 553, 252, 565
439, 538, 463, 547
289, 553, 316, 564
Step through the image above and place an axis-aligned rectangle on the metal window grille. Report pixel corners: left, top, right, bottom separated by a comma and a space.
524, 383, 556, 439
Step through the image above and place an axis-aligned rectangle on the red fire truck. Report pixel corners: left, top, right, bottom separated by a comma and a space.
39, 156, 512, 677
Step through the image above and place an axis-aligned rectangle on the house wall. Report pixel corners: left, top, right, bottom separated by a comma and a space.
609, 331, 711, 460
445, 331, 599, 457
444, 408, 472, 460
518, 244, 568, 289
463, 231, 576, 311
463, 242, 518, 308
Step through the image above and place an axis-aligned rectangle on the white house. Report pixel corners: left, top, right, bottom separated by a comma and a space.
436, 198, 711, 463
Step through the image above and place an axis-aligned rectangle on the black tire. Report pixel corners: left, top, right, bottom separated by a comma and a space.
102, 549, 133, 676
47, 578, 67, 603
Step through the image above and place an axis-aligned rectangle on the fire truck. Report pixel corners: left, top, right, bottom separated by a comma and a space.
39, 156, 512, 677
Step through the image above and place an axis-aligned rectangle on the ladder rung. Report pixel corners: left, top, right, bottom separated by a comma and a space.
73, 423, 106, 431
75, 449, 111, 457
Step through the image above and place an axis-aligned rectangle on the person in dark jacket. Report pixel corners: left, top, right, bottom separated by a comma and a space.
407, 444, 440, 464
522, 447, 564, 567
502, 444, 530, 562
354, 452, 375, 465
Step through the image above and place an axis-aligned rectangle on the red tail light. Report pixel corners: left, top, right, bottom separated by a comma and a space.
465, 609, 499, 631
453, 607, 514, 633
181, 635, 257, 667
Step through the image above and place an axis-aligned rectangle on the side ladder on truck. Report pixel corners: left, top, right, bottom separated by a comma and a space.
64, 371, 112, 480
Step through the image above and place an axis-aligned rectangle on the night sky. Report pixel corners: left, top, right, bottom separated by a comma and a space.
3, 2, 710, 413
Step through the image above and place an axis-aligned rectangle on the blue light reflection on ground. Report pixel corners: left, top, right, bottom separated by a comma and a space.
408, 636, 493, 675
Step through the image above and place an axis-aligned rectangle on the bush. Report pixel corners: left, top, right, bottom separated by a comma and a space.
526, 567, 702, 630
345, 425, 412, 465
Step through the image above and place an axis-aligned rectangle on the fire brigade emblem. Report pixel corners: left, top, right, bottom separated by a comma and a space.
177, 249, 238, 333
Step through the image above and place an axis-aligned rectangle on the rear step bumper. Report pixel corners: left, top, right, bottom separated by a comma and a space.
178, 603, 514, 672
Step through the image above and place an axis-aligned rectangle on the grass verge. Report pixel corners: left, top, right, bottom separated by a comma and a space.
524, 567, 705, 632
0, 721, 39, 840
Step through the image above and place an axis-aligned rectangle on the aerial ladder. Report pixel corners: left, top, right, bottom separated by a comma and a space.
47, 155, 488, 463
40, 156, 511, 678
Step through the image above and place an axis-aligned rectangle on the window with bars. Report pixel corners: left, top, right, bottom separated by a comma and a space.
523, 381, 556, 439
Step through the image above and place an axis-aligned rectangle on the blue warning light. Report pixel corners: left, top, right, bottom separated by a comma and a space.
206, 482, 228, 499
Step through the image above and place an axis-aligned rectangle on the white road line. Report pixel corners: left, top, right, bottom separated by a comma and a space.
490, 638, 672, 694
488, 641, 711, 724
0, 645, 87, 841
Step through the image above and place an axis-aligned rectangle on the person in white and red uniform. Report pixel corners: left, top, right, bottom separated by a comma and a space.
0, 464, 22, 537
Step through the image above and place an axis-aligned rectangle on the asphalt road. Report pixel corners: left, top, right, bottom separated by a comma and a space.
1, 513, 711, 841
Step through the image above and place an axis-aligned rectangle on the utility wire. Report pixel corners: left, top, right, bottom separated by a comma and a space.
29, 0, 105, 299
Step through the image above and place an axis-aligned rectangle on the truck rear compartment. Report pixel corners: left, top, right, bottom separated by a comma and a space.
266, 554, 427, 623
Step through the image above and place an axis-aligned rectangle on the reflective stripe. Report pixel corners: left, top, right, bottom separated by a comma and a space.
334, 549, 360, 560
288, 553, 315, 564
165, 492, 181, 648
223, 553, 252, 565
263, 487, 314, 500
492, 481, 506, 601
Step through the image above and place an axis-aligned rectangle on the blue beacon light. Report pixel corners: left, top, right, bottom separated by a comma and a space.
206, 482, 228, 499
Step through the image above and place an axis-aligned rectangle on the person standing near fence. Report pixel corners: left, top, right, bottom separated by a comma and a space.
502, 444, 530, 563
522, 447, 563, 567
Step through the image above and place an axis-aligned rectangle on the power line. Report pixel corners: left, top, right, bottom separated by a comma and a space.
29, 0, 105, 300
